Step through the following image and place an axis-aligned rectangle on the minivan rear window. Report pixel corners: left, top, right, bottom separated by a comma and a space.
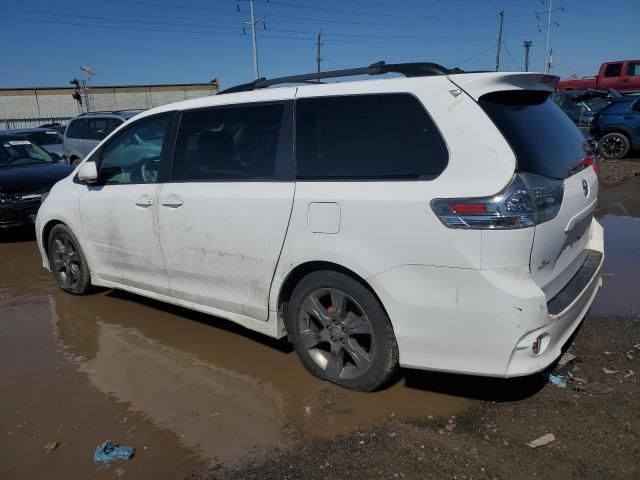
479, 91, 586, 179
296, 93, 448, 180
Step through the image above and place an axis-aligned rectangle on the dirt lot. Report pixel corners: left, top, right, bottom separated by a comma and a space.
1, 159, 639, 479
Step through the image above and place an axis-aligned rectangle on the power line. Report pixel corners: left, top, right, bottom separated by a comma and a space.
502, 41, 523, 71
0, 15, 244, 36
104, 0, 528, 29
3, 7, 242, 31
450, 44, 497, 68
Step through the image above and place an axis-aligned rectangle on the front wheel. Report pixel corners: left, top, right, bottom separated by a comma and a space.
598, 132, 630, 160
47, 224, 92, 294
287, 271, 398, 392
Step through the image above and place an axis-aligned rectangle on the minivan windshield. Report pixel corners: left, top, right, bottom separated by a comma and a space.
479, 90, 586, 179
0, 138, 55, 167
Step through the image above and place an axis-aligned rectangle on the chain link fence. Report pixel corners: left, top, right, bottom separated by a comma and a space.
1, 116, 73, 130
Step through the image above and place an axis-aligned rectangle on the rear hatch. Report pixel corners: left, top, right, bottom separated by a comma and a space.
451, 73, 599, 300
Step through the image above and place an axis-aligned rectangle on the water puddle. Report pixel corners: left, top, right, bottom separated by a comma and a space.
593, 172, 640, 316
0, 237, 467, 473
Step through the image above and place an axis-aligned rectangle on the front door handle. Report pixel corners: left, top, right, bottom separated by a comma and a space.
135, 197, 154, 207
160, 198, 184, 208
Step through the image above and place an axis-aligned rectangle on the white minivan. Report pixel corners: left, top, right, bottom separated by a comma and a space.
36, 63, 604, 391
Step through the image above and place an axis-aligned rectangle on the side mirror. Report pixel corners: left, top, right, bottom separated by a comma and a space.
78, 161, 98, 183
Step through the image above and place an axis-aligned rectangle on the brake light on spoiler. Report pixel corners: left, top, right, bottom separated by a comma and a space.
431, 174, 564, 230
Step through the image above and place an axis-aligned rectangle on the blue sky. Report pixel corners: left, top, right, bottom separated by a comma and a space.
1, 0, 638, 89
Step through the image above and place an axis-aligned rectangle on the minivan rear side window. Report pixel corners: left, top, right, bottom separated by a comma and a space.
479, 91, 586, 179
87, 118, 122, 140
295, 94, 448, 180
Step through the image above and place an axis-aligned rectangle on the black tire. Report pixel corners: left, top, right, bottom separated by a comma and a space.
287, 270, 398, 392
71, 157, 81, 167
47, 224, 92, 295
598, 132, 630, 160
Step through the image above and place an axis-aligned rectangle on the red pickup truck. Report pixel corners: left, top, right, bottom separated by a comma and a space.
557, 60, 640, 93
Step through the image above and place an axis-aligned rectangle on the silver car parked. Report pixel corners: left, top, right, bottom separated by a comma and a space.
64, 111, 141, 166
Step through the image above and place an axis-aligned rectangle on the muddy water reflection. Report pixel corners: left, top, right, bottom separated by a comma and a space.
49, 289, 467, 462
594, 169, 640, 316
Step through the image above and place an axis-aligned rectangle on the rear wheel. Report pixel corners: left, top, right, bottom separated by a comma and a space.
71, 157, 81, 167
287, 270, 398, 392
47, 224, 92, 294
598, 132, 630, 160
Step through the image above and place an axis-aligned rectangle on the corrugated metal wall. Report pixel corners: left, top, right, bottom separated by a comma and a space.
0, 82, 219, 121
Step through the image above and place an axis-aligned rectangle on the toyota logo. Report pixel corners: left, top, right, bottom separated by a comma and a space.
582, 179, 589, 197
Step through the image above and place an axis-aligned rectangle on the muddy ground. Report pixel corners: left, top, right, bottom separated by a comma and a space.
1, 159, 639, 479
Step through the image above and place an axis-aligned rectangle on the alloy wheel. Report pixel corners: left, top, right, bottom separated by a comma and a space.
600, 135, 626, 158
51, 233, 82, 290
297, 288, 374, 380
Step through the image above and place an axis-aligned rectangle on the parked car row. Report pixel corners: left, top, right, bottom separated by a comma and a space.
552, 88, 640, 159
0, 110, 142, 229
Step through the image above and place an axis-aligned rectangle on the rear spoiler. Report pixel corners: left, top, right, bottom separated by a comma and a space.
448, 73, 559, 100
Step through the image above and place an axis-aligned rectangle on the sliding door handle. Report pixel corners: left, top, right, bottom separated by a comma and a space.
135, 197, 154, 207
160, 198, 184, 208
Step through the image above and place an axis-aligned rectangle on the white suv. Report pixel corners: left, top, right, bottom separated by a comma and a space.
36, 62, 604, 391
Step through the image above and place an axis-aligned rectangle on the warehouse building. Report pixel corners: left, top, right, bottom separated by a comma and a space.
0, 80, 219, 128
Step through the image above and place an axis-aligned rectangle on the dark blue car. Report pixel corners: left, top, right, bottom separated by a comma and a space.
590, 95, 640, 159
0, 133, 74, 229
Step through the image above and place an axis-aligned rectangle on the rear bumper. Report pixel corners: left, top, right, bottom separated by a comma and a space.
505, 248, 603, 376
368, 218, 604, 377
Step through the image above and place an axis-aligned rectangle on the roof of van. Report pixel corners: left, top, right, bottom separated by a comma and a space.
133, 66, 559, 121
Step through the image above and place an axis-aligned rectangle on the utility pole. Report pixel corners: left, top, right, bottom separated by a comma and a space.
316, 29, 323, 78
543, 0, 552, 73
495, 10, 504, 72
238, 0, 265, 80
536, 0, 564, 73
523, 40, 532, 72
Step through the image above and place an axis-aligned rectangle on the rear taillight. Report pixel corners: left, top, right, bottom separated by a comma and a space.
568, 143, 599, 177
431, 174, 564, 230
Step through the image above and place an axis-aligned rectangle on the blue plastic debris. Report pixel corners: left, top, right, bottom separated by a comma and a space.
93, 440, 135, 465
549, 374, 567, 388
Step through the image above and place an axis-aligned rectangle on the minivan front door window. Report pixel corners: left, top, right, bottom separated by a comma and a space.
99, 115, 169, 184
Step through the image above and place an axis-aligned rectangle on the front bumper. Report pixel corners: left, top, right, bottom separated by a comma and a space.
0, 199, 41, 229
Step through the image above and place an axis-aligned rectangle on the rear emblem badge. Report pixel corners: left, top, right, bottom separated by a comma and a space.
582, 179, 589, 197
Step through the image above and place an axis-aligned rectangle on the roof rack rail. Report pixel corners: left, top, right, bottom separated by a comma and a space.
218, 61, 463, 94
78, 109, 142, 116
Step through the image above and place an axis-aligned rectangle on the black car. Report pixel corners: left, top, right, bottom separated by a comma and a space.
0, 134, 74, 229
591, 95, 640, 159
